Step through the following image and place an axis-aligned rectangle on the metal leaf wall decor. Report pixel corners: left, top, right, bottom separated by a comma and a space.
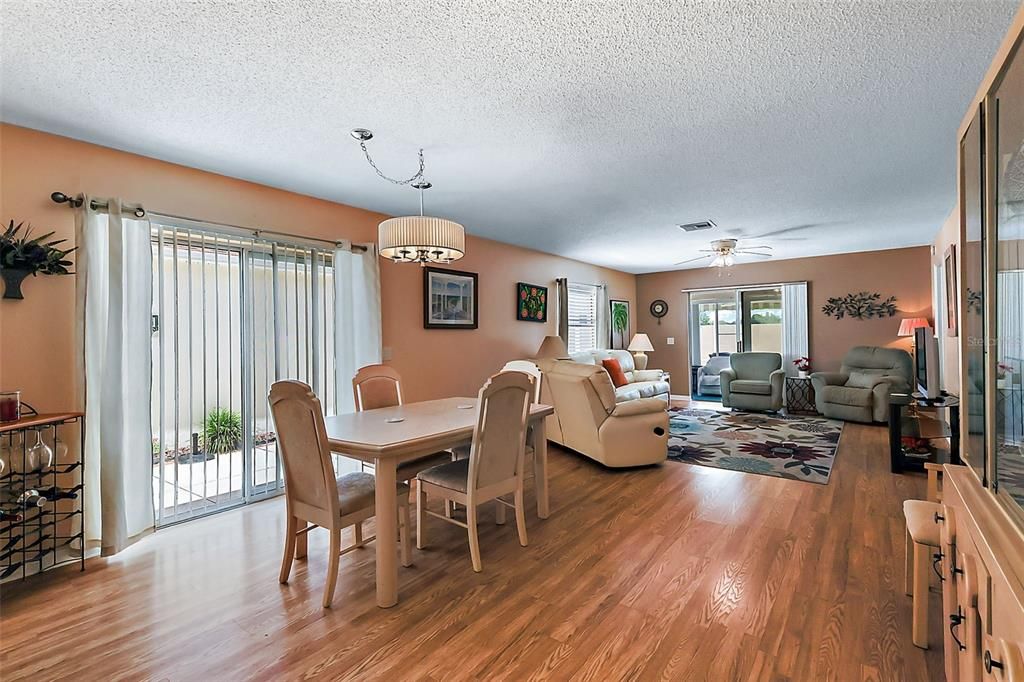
821, 292, 897, 320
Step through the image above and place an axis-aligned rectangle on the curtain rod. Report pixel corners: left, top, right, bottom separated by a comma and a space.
49, 191, 368, 252
679, 280, 807, 294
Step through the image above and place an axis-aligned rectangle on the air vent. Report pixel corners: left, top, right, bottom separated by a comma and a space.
678, 220, 716, 232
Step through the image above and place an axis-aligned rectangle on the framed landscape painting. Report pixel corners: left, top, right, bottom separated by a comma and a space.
516, 282, 548, 322
610, 299, 630, 349
424, 267, 478, 329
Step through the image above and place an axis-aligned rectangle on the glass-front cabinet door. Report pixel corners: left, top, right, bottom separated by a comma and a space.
992, 38, 1024, 511
961, 105, 988, 485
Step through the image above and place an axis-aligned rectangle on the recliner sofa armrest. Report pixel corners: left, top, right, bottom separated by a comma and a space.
769, 368, 785, 397
719, 368, 737, 406
631, 369, 663, 382
610, 397, 667, 418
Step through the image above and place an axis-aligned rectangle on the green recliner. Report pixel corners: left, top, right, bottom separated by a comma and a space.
720, 352, 785, 412
810, 346, 913, 423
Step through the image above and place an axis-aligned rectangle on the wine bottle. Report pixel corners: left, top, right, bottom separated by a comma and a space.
0, 508, 24, 522
15, 489, 48, 507
34, 484, 83, 502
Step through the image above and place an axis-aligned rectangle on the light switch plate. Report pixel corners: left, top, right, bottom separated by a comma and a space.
666, 337, 675, 345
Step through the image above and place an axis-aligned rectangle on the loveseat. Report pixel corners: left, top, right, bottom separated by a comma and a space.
535, 359, 668, 466
810, 346, 913, 423
566, 349, 670, 402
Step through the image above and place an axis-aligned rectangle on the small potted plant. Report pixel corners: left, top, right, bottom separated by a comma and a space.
793, 356, 812, 378
1, 220, 76, 300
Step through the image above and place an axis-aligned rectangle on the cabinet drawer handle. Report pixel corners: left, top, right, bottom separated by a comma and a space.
932, 550, 946, 582
934, 511, 945, 523
984, 649, 1004, 674
949, 608, 967, 652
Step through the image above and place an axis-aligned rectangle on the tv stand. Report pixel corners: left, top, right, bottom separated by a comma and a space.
888, 393, 960, 473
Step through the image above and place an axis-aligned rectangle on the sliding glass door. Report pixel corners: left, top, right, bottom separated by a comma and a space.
739, 288, 783, 353
150, 221, 340, 526
689, 286, 782, 364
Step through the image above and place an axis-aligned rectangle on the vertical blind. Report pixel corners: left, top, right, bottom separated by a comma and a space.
567, 282, 600, 353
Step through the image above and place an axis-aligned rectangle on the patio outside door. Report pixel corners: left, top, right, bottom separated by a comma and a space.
150, 221, 339, 526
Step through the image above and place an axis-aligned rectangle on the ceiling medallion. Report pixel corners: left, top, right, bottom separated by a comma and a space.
350, 128, 465, 265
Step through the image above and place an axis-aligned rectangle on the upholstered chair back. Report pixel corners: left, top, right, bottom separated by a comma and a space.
729, 352, 782, 380
501, 360, 543, 402
469, 372, 534, 491
268, 380, 339, 528
840, 346, 913, 384
352, 364, 403, 411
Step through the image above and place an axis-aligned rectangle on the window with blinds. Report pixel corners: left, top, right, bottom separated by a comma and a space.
567, 282, 600, 353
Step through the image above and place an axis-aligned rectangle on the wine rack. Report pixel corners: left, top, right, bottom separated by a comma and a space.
0, 412, 85, 581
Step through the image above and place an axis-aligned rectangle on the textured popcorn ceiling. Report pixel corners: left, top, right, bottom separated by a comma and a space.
0, 1, 1018, 273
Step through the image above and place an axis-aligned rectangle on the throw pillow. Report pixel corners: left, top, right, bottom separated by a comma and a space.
601, 358, 629, 387
846, 371, 883, 389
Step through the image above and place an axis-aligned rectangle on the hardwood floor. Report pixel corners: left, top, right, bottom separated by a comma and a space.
1, 417, 945, 681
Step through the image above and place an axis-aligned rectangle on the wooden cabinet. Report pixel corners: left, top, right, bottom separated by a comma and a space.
940, 467, 1024, 682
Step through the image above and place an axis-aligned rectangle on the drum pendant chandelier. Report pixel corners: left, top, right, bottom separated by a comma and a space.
350, 128, 465, 265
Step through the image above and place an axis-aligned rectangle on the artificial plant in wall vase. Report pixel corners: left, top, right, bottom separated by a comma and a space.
0, 221, 76, 300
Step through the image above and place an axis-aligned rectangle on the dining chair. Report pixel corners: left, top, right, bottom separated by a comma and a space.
352, 364, 454, 482
269, 380, 413, 608
415, 371, 534, 572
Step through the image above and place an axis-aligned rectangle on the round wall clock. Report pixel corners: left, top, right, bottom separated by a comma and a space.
650, 299, 668, 323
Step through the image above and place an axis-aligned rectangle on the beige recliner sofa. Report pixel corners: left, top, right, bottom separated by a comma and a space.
567, 349, 670, 402
536, 359, 668, 467
810, 346, 913, 423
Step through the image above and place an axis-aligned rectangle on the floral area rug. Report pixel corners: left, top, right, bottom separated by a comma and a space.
668, 408, 844, 484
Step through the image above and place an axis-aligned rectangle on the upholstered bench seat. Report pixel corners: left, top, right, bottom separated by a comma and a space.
903, 499, 941, 547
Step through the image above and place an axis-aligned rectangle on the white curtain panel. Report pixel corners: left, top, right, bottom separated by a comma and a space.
597, 284, 610, 349
997, 270, 1024, 373
781, 282, 809, 377
334, 244, 383, 414
76, 198, 155, 556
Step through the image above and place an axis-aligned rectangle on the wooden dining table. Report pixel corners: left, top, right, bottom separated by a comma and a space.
323, 396, 555, 608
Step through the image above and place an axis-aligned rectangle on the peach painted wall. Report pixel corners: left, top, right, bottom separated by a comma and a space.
0, 124, 635, 410
635, 246, 933, 393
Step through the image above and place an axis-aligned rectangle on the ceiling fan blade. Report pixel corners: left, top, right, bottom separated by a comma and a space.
739, 251, 773, 258
674, 255, 711, 265
739, 245, 773, 251
742, 223, 825, 240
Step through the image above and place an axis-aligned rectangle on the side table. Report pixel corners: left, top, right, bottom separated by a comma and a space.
785, 376, 817, 414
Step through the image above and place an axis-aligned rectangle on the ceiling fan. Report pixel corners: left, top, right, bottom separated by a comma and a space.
674, 238, 772, 267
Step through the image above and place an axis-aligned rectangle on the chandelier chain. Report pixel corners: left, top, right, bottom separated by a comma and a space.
359, 142, 426, 186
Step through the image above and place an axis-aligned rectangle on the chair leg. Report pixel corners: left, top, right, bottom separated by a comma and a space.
467, 504, 482, 572
495, 497, 507, 525
400, 502, 413, 568
904, 529, 913, 597
354, 521, 364, 548
912, 541, 930, 648
416, 480, 427, 550
279, 515, 297, 584
445, 499, 455, 518
295, 521, 308, 559
323, 528, 342, 609
514, 488, 528, 547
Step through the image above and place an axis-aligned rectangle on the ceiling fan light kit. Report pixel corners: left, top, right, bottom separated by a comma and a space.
674, 237, 772, 270
352, 128, 465, 265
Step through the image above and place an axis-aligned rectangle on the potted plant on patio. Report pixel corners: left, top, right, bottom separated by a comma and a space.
1, 220, 76, 300
203, 408, 242, 454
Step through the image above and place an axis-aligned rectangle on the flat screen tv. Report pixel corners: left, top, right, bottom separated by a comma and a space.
914, 326, 941, 400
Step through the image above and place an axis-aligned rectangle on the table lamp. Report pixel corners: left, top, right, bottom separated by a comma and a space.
898, 318, 930, 337
535, 335, 569, 360
627, 333, 655, 370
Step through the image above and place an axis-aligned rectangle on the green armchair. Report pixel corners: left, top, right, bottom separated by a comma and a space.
810, 346, 912, 423
720, 352, 785, 412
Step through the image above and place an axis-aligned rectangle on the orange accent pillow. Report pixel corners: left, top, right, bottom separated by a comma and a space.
601, 358, 629, 387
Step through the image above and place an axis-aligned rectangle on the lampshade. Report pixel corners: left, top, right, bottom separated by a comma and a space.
897, 317, 931, 337
535, 335, 569, 359
627, 333, 655, 352
378, 216, 465, 264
